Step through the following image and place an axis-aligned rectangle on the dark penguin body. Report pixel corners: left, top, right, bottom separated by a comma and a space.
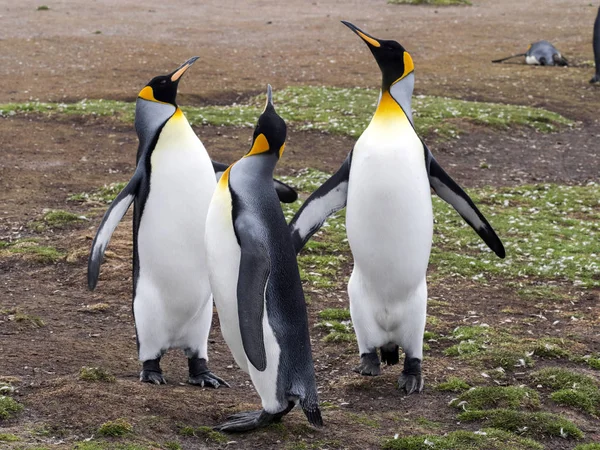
205, 86, 322, 432
492, 40, 568, 66
289, 22, 505, 395
88, 58, 227, 388
591, 6, 600, 83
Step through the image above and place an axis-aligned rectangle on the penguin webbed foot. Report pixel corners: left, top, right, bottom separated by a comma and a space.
188, 371, 230, 388
353, 351, 381, 376
187, 356, 230, 388
140, 358, 166, 385
214, 405, 292, 433
398, 357, 423, 395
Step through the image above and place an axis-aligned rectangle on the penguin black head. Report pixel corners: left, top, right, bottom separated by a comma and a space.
245, 85, 287, 159
342, 21, 414, 92
138, 56, 199, 106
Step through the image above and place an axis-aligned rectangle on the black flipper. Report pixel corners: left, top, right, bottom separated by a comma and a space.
233, 214, 270, 372
491, 53, 526, 64
87, 172, 141, 290
288, 152, 352, 254
552, 54, 568, 67
424, 143, 505, 259
212, 160, 297, 203
592, 7, 600, 83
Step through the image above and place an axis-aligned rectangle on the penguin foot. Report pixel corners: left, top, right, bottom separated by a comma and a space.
590, 74, 600, 84
398, 357, 423, 395
188, 372, 230, 388
187, 356, 230, 388
140, 369, 166, 385
140, 358, 166, 385
353, 351, 381, 376
214, 405, 292, 433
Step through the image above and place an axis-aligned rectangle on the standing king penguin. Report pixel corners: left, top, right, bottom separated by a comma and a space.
591, 6, 600, 83
205, 86, 323, 432
87, 58, 229, 388
289, 23, 505, 394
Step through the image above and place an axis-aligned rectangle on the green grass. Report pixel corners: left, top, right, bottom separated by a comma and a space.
574, 445, 600, 450
0, 433, 20, 442
178, 425, 227, 443
0, 239, 65, 263
31, 209, 87, 230
97, 418, 133, 437
0, 87, 572, 139
450, 386, 540, 410
69, 182, 128, 204
381, 428, 542, 450
458, 409, 584, 439
531, 368, 600, 415
36, 5, 49, 10
315, 308, 355, 342
587, 357, 600, 370
73, 443, 155, 450
435, 377, 470, 392
79, 367, 116, 383
0, 396, 23, 420
318, 308, 351, 321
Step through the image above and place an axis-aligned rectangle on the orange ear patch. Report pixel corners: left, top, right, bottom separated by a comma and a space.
138, 86, 155, 101
246, 133, 270, 156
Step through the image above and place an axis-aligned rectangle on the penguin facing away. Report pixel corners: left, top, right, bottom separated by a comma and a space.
289, 22, 505, 394
591, 6, 600, 83
492, 40, 568, 66
88, 57, 230, 387
205, 86, 323, 432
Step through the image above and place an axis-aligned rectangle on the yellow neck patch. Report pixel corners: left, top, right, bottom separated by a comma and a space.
138, 86, 156, 102
278, 143, 286, 158
372, 90, 408, 125
392, 52, 415, 85
245, 133, 270, 157
218, 165, 232, 190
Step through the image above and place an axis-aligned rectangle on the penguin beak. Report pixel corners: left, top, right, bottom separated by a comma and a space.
264, 84, 274, 111
170, 56, 200, 82
341, 21, 381, 48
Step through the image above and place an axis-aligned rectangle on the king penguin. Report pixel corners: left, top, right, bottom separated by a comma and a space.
87, 57, 229, 388
205, 86, 323, 432
289, 22, 505, 394
492, 40, 568, 66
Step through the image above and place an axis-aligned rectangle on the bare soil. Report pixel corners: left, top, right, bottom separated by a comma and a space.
1, 1, 599, 449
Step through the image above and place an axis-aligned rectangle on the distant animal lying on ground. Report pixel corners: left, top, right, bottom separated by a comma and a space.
492, 40, 568, 66
591, 6, 600, 83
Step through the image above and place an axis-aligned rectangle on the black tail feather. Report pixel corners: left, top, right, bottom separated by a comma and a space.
300, 397, 323, 427
380, 345, 400, 365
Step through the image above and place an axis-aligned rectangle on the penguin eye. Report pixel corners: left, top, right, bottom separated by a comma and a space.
160, 79, 167, 85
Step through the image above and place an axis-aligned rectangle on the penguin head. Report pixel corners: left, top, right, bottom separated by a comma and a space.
135, 57, 199, 148
137, 56, 199, 106
342, 21, 414, 92
245, 85, 287, 159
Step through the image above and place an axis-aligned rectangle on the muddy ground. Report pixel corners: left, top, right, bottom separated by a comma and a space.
1, 0, 599, 449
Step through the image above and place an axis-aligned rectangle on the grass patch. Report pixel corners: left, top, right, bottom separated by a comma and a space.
450, 386, 540, 410
381, 428, 543, 450
316, 308, 355, 343
79, 366, 116, 383
32, 209, 87, 230
531, 367, 600, 415
347, 412, 380, 428
36, 5, 49, 10
318, 308, 351, 321
69, 182, 128, 204
73, 443, 155, 450
458, 409, 584, 439
0, 433, 20, 442
3, 309, 45, 328
0, 88, 572, 139
436, 377, 470, 392
574, 445, 600, 450
0, 239, 65, 263
587, 357, 600, 370
0, 396, 23, 420
97, 418, 133, 437
178, 425, 227, 443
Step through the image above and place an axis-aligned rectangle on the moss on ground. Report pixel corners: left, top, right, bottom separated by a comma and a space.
388, 0, 471, 4
69, 182, 128, 204
381, 428, 543, 449
178, 425, 227, 443
458, 409, 584, 439
0, 239, 65, 263
79, 367, 116, 383
97, 418, 133, 437
0, 433, 20, 441
0, 396, 23, 420
450, 386, 540, 410
33, 209, 86, 229
435, 377, 471, 392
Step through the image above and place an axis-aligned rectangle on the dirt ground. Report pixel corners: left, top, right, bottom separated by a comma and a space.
1, 0, 599, 449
